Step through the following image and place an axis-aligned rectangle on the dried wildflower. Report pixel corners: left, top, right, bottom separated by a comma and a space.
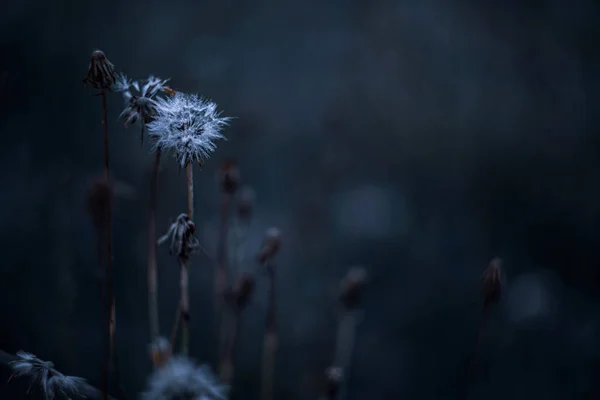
115, 74, 173, 142
8, 351, 86, 400
218, 160, 240, 195
149, 337, 172, 368
147, 93, 231, 168
339, 267, 367, 309
324, 366, 344, 398
257, 227, 282, 265
142, 356, 228, 400
82, 50, 116, 91
158, 213, 199, 261
482, 257, 504, 306
236, 186, 256, 221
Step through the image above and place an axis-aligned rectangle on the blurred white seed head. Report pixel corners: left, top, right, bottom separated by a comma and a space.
147, 92, 231, 168
149, 336, 172, 369
9, 351, 86, 400
142, 356, 228, 400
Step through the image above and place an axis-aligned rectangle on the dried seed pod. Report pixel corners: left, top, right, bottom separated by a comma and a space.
218, 160, 240, 195
157, 214, 199, 262
236, 186, 256, 221
82, 50, 116, 91
86, 178, 113, 233
257, 227, 282, 264
324, 366, 344, 398
482, 257, 504, 306
149, 337, 172, 368
232, 272, 256, 310
339, 267, 367, 310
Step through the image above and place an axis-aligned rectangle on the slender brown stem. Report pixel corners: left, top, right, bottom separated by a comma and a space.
260, 264, 277, 400
180, 164, 194, 355
219, 308, 241, 383
461, 304, 491, 400
148, 147, 162, 348
170, 299, 181, 348
333, 311, 359, 400
216, 193, 232, 367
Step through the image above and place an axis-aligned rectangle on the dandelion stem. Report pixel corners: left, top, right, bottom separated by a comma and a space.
461, 304, 492, 400
260, 263, 277, 400
148, 147, 162, 349
180, 164, 194, 355
219, 308, 241, 383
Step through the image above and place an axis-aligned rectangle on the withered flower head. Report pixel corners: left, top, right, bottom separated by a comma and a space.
339, 266, 367, 310
257, 227, 282, 265
236, 186, 256, 221
114, 74, 173, 142
149, 336, 172, 369
82, 50, 116, 91
482, 257, 504, 306
231, 272, 255, 310
9, 351, 87, 400
324, 366, 344, 398
218, 160, 240, 195
85, 178, 113, 233
157, 213, 199, 262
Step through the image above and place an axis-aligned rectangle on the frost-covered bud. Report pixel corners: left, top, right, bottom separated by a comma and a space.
82, 50, 116, 91
339, 267, 367, 310
257, 227, 282, 265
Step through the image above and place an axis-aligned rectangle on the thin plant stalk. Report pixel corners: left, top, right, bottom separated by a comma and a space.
216, 192, 232, 370
333, 311, 361, 400
180, 164, 194, 355
148, 146, 162, 347
260, 263, 277, 400
219, 307, 241, 383
460, 304, 492, 400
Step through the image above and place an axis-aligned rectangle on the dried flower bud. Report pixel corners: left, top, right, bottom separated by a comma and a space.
324, 366, 344, 398
339, 267, 367, 310
86, 178, 113, 233
482, 257, 504, 306
82, 50, 116, 91
236, 186, 256, 221
232, 272, 255, 310
218, 160, 240, 195
149, 337, 172, 368
257, 227, 282, 264
157, 214, 199, 262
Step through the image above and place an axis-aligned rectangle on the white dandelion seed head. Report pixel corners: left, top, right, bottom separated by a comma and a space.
9, 351, 86, 400
143, 356, 228, 400
147, 92, 231, 167
115, 73, 172, 128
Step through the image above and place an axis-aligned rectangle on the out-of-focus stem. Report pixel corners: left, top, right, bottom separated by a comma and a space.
148, 147, 162, 352
216, 192, 232, 367
460, 304, 491, 400
333, 311, 360, 400
219, 308, 241, 383
260, 264, 277, 400
180, 164, 194, 356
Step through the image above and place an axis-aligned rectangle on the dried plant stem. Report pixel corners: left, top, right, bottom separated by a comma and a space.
216, 193, 232, 368
180, 164, 194, 355
99, 89, 115, 400
333, 311, 360, 400
219, 308, 241, 383
260, 264, 277, 400
461, 304, 491, 400
148, 147, 162, 347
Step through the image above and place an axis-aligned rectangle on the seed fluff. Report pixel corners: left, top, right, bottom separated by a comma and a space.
147, 92, 231, 168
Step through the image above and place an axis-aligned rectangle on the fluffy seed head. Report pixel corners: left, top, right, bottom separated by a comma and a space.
114, 74, 173, 141
147, 93, 231, 168
82, 50, 116, 91
257, 227, 282, 265
142, 356, 228, 400
482, 257, 504, 306
339, 266, 367, 309
8, 351, 86, 400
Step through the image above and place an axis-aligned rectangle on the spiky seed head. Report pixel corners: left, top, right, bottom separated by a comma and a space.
218, 160, 240, 195
324, 366, 344, 398
236, 186, 256, 221
149, 337, 172, 369
257, 227, 282, 265
86, 178, 113, 234
147, 92, 231, 168
142, 356, 228, 400
8, 351, 87, 400
482, 257, 504, 306
339, 266, 367, 310
82, 50, 116, 91
232, 272, 255, 310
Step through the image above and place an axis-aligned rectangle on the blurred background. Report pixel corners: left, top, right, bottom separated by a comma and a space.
1, 0, 599, 399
